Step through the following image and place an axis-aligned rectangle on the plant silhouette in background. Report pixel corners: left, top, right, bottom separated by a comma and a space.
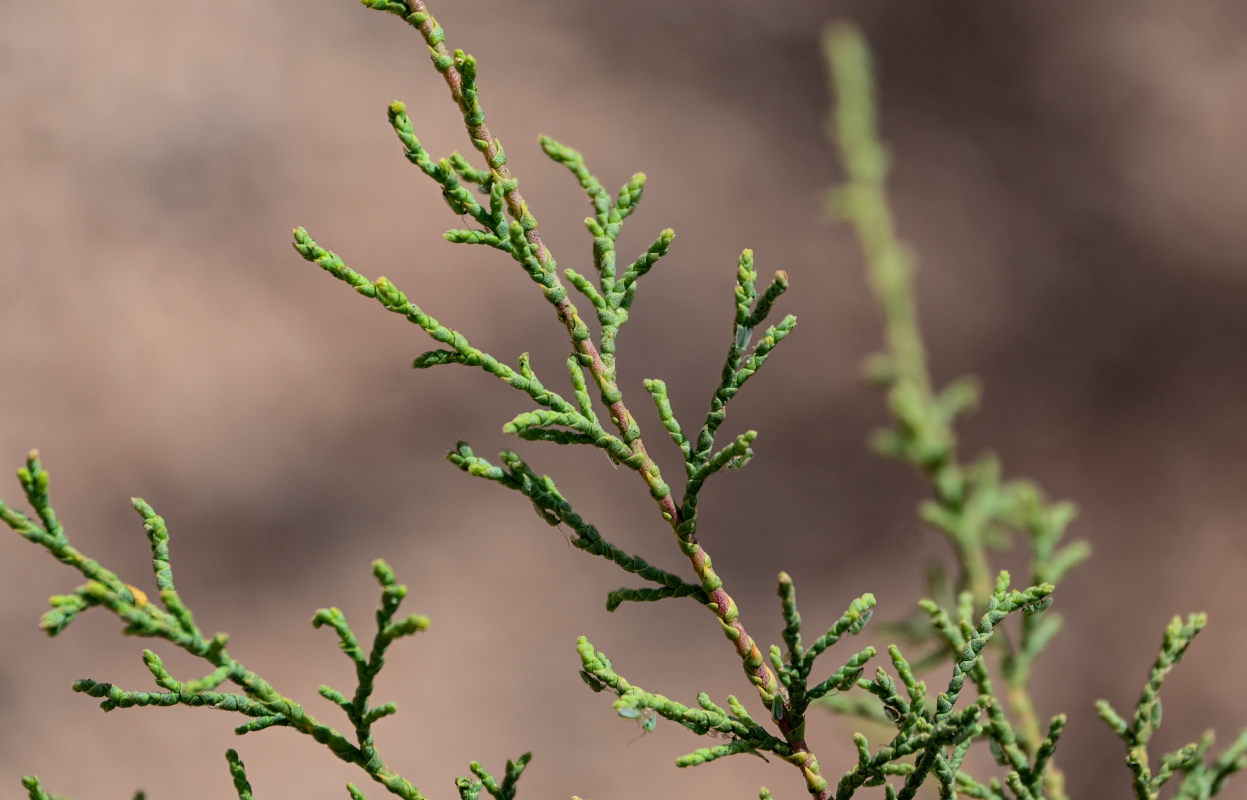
5, 2, 1245, 799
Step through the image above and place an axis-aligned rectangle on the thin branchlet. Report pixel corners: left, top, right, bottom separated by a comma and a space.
301, 0, 824, 793
822, 22, 1100, 800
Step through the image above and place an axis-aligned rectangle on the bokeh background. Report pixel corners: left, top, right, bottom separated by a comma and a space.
3, 2, 1246, 798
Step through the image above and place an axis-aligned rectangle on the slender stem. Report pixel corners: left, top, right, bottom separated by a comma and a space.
399, 3, 829, 794
954, 532, 994, 615
402, 0, 763, 697
826, 26, 1066, 796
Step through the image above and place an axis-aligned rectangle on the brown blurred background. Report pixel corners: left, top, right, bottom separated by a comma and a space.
2, 1, 1245, 798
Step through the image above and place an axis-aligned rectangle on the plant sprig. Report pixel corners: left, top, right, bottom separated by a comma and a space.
1097, 614, 1247, 800
832, 574, 1054, 800
821, 23, 1093, 798
294, 1, 837, 795
1, 450, 526, 800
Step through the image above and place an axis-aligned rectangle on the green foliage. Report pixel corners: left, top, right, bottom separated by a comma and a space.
3, 2, 1243, 799
819, 23, 1245, 800
1, 456, 470, 800
1096, 615, 1247, 800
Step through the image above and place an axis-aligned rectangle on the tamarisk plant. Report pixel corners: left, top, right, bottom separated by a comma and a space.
3, 2, 1243, 799
821, 25, 1246, 800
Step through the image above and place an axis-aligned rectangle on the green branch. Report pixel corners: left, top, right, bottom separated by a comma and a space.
0, 452, 532, 800
1098, 614, 1247, 800
825, 23, 1093, 797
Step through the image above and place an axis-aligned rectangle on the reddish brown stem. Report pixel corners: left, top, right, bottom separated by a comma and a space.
398, 3, 831, 795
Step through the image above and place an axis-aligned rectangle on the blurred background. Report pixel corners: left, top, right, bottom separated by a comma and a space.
2, 1, 1245, 798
